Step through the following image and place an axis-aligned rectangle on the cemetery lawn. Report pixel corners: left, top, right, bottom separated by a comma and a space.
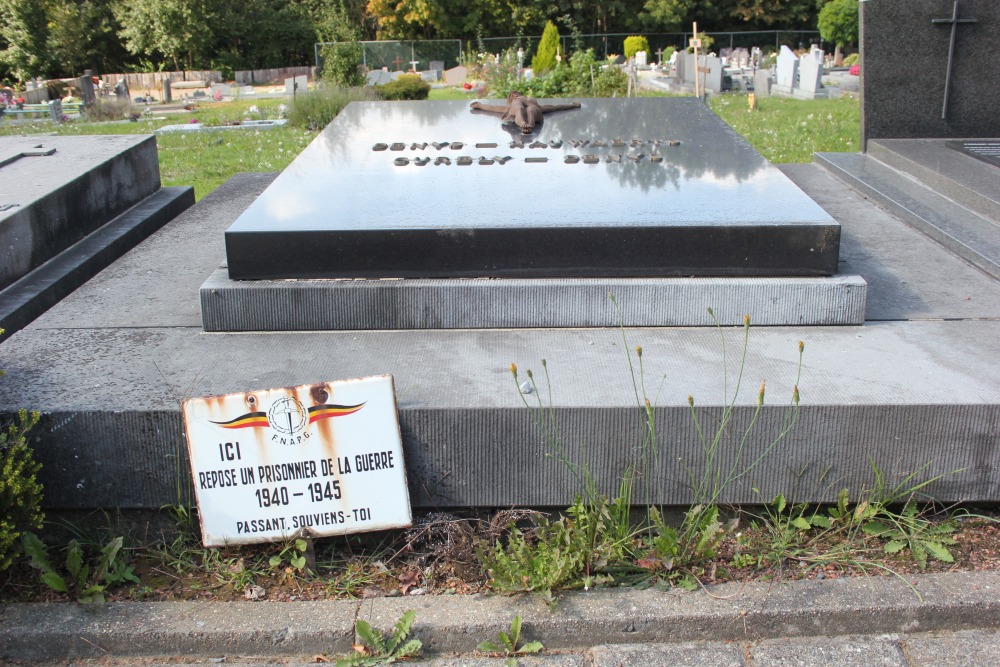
709, 94, 860, 163
0, 97, 317, 201
0, 93, 858, 201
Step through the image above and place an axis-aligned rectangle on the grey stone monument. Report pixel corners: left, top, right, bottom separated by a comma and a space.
774, 45, 799, 96
794, 48, 827, 99
754, 70, 773, 97
0, 136, 193, 335
861, 0, 1000, 146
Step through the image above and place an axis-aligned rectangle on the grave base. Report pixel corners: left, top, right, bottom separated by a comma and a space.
200, 267, 867, 331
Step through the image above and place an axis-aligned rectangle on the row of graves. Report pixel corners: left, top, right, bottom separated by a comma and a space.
666, 43, 834, 99
0, 0, 997, 549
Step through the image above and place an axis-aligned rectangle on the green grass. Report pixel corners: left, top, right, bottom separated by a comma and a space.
709, 94, 860, 163
0, 91, 860, 201
428, 87, 480, 101
0, 97, 317, 201
157, 128, 316, 201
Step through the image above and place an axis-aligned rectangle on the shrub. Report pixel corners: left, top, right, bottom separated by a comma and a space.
686, 32, 714, 53
377, 74, 430, 101
82, 98, 139, 122
480, 49, 521, 98
623, 36, 650, 60
523, 49, 627, 98
532, 21, 560, 74
322, 42, 365, 87
287, 85, 375, 131
818, 0, 859, 49
0, 331, 43, 572
842, 53, 860, 67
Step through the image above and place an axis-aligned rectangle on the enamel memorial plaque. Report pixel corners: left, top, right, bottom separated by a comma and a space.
182, 375, 411, 547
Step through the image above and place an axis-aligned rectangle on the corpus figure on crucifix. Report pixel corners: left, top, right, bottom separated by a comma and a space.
470, 91, 581, 135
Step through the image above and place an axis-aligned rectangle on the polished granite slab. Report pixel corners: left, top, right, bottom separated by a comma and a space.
225, 98, 839, 279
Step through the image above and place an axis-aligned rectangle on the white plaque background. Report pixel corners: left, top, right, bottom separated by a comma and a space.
182, 375, 411, 546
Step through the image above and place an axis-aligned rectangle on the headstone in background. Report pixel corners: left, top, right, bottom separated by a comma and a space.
367, 70, 393, 86
795, 49, 827, 99
754, 69, 773, 97
429, 60, 445, 72
210, 83, 229, 99
675, 51, 689, 83
774, 45, 799, 95
47, 99, 62, 122
295, 75, 308, 92
861, 0, 1000, 146
444, 65, 468, 86
284, 77, 295, 95
162, 79, 172, 103
698, 54, 725, 93
78, 72, 96, 107
732, 48, 750, 68
419, 71, 439, 83
635, 51, 648, 67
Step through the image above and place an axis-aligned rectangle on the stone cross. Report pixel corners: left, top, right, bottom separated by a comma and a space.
0, 146, 56, 169
655, 48, 664, 65
932, 0, 977, 120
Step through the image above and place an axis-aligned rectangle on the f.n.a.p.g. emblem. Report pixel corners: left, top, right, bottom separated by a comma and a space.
210, 396, 364, 435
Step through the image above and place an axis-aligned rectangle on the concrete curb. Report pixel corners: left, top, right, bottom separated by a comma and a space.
2, 571, 998, 662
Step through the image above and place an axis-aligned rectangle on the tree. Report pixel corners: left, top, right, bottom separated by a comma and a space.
731, 0, 815, 28
639, 0, 725, 33
114, 0, 214, 71
623, 35, 650, 59
531, 20, 559, 74
817, 0, 857, 65
0, 0, 51, 83
210, 0, 316, 72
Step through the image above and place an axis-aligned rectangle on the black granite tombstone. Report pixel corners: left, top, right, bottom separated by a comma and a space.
861, 0, 1000, 147
224, 98, 839, 280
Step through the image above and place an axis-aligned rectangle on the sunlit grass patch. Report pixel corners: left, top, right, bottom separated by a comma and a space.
709, 94, 860, 163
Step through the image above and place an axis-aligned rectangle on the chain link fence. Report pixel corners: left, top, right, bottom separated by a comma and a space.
481, 30, 823, 64
316, 31, 822, 78
315, 40, 463, 74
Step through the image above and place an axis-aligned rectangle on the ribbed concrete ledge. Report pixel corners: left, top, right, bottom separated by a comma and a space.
200, 268, 867, 330
2, 322, 998, 509
867, 139, 1000, 223
2, 572, 998, 660
816, 151, 1000, 280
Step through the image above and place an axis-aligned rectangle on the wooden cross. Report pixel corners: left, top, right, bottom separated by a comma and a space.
692, 22, 701, 99
932, 0, 977, 120
391, 55, 405, 71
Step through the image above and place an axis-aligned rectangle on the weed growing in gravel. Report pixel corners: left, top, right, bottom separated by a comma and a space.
477, 615, 544, 666
481, 297, 803, 597
738, 461, 962, 579
337, 609, 422, 666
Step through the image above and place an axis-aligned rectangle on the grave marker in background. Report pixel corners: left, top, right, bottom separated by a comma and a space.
774, 45, 799, 96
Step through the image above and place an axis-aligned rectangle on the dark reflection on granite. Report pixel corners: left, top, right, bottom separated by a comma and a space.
225, 98, 839, 280
229, 98, 829, 234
